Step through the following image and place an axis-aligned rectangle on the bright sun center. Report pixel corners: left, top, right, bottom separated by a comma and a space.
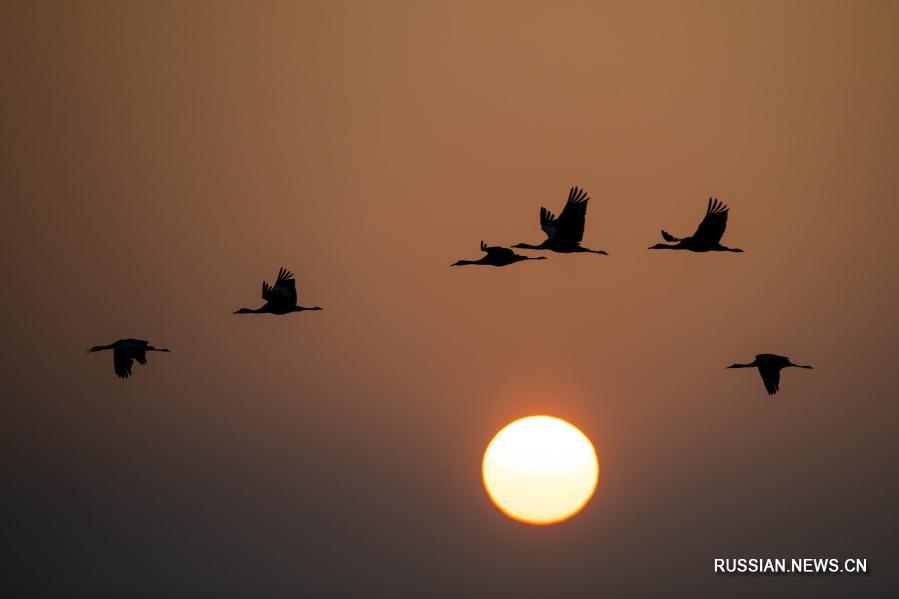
482, 415, 599, 525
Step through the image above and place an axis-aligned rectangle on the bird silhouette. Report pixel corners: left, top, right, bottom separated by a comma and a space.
513, 186, 608, 255
451, 241, 546, 267
649, 197, 743, 252
727, 353, 813, 395
234, 267, 322, 314
86, 338, 170, 379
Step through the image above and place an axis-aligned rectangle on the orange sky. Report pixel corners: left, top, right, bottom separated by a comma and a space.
2, 1, 899, 596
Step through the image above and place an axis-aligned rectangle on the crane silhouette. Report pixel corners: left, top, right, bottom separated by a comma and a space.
649, 197, 743, 252
234, 267, 322, 314
727, 353, 813, 395
513, 186, 608, 255
86, 338, 170, 379
452, 241, 546, 267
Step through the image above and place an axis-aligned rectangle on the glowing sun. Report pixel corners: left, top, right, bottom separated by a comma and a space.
482, 415, 599, 525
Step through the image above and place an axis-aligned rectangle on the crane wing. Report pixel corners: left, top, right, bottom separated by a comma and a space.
540, 206, 559, 240
133, 347, 148, 365
757, 363, 781, 395
113, 348, 134, 378
262, 268, 298, 307
542, 186, 589, 244
691, 197, 729, 245
481, 241, 515, 259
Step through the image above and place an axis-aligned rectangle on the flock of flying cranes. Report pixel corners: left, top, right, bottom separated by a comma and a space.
87, 187, 812, 395
451, 189, 741, 266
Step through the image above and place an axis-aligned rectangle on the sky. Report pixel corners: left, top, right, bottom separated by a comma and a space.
2, 1, 899, 596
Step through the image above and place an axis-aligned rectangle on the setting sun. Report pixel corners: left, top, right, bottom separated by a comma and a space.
482, 416, 599, 525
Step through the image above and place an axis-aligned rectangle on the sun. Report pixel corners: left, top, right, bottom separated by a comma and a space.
482, 415, 599, 525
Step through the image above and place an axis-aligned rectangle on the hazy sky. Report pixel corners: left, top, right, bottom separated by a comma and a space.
3, 1, 899, 596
